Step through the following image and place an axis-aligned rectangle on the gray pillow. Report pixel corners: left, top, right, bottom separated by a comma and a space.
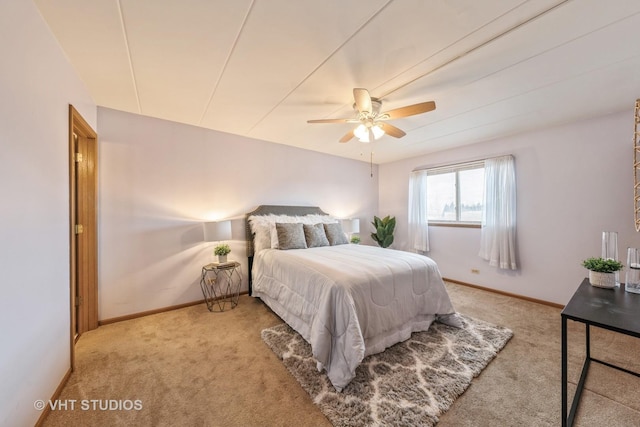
276, 223, 307, 250
303, 223, 330, 248
323, 222, 349, 246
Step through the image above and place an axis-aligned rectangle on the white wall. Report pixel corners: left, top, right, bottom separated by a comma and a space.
97, 107, 379, 320
0, 1, 96, 426
379, 110, 640, 305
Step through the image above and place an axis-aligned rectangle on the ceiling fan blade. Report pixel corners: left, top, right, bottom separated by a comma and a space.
307, 118, 356, 124
339, 129, 355, 143
353, 88, 372, 114
381, 101, 436, 120
379, 122, 406, 138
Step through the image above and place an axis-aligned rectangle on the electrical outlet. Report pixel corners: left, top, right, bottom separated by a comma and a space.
471, 269, 480, 274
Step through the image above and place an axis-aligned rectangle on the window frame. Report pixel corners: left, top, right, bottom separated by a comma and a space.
423, 160, 485, 228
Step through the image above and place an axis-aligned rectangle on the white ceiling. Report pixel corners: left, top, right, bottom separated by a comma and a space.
34, 0, 640, 164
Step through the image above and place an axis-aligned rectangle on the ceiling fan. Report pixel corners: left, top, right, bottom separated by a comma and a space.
307, 88, 436, 143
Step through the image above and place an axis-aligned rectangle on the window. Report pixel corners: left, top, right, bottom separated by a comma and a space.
425, 161, 484, 225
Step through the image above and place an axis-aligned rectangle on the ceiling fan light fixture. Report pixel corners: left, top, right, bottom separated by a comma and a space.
372, 124, 385, 139
354, 124, 368, 140
355, 123, 384, 143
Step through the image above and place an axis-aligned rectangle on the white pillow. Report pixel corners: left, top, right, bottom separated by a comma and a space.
300, 214, 340, 225
248, 215, 271, 253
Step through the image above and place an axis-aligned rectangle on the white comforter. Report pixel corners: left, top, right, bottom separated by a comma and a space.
252, 244, 460, 391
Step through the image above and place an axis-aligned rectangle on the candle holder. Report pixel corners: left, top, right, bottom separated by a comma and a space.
626, 247, 640, 294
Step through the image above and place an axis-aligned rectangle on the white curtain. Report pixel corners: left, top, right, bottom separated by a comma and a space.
479, 155, 517, 270
408, 170, 429, 253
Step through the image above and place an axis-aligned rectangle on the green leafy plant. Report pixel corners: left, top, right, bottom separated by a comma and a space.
350, 235, 361, 244
581, 257, 623, 273
371, 215, 396, 248
214, 243, 231, 256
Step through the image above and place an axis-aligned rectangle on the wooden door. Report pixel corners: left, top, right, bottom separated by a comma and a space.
69, 105, 98, 368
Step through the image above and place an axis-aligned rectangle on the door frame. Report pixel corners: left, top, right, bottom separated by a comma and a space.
69, 105, 98, 369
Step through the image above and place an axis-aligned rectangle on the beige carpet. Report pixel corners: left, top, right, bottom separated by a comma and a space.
42, 282, 640, 426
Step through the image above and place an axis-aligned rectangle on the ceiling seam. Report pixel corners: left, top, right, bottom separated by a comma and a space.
411, 50, 640, 134
402, 7, 640, 138
460, 9, 640, 87
372, 0, 534, 98
116, 0, 141, 114
378, 0, 572, 99
378, 3, 640, 150
198, 0, 256, 125
244, 0, 395, 133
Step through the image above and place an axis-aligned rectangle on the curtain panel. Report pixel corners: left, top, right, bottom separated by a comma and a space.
408, 170, 429, 253
479, 155, 517, 270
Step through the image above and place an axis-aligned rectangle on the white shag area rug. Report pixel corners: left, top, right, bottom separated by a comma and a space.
262, 314, 513, 426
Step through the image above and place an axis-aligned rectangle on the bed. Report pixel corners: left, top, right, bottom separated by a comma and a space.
245, 205, 460, 391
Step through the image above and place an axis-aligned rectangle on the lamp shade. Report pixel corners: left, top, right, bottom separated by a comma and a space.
371, 124, 385, 139
203, 220, 231, 242
341, 218, 360, 234
354, 124, 368, 140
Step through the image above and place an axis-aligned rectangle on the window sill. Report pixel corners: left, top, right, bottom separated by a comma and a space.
428, 222, 481, 229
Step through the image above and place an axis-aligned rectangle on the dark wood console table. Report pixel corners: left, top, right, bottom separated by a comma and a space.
561, 278, 640, 426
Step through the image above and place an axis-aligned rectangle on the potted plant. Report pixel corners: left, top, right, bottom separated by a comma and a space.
350, 235, 361, 244
214, 243, 231, 263
371, 215, 396, 248
582, 257, 623, 288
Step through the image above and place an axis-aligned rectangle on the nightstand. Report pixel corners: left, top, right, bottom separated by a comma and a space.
200, 261, 242, 312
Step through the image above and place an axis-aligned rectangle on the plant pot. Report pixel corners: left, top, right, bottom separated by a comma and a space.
588, 270, 616, 288
218, 255, 227, 263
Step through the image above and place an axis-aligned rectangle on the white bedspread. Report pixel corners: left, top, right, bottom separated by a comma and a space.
252, 244, 460, 391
